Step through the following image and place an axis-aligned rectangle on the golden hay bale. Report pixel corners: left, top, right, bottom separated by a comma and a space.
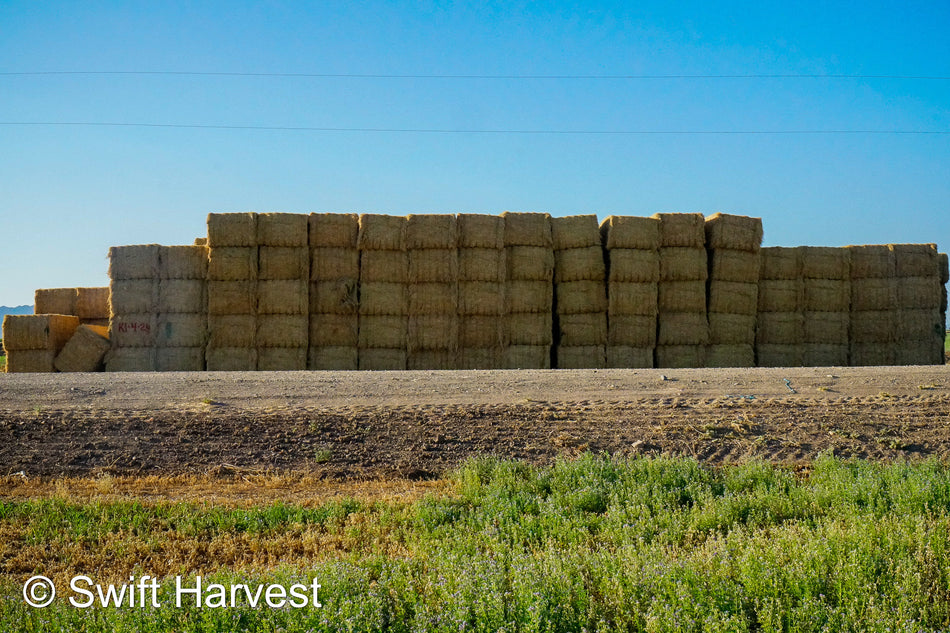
358, 347, 407, 370
705, 344, 754, 368
657, 312, 709, 346
109, 279, 158, 315
207, 213, 258, 247
205, 347, 257, 371
600, 216, 660, 251
458, 282, 505, 315
846, 245, 894, 279
207, 281, 256, 315
554, 246, 606, 282
6, 349, 57, 372
257, 346, 307, 371
309, 279, 358, 314
458, 214, 504, 248
607, 249, 660, 283
157, 313, 207, 348
803, 344, 849, 367
850, 278, 898, 311
159, 279, 205, 313
257, 279, 309, 315
53, 325, 110, 372
757, 279, 802, 312
551, 215, 601, 250
502, 212, 552, 247
849, 342, 894, 367
459, 248, 506, 282
310, 247, 360, 281
556, 345, 606, 369
308, 346, 358, 371
755, 343, 803, 368
309, 213, 359, 248
708, 313, 756, 345
406, 214, 457, 249
606, 345, 654, 368
507, 246, 555, 280
109, 245, 161, 280
506, 280, 553, 313
939, 253, 949, 284
3, 314, 80, 351
194, 237, 208, 246
894, 340, 943, 366
459, 347, 503, 370
257, 213, 308, 247
359, 315, 408, 348
508, 312, 554, 345
208, 247, 258, 281
409, 249, 459, 283
899, 309, 943, 341
892, 243, 938, 278
709, 250, 761, 283
555, 280, 607, 315
653, 213, 706, 248
755, 312, 804, 345
104, 347, 157, 372
459, 315, 505, 347
897, 277, 942, 309
801, 247, 850, 280
76, 287, 110, 320
360, 250, 409, 283
849, 310, 897, 343
557, 312, 607, 347
504, 345, 551, 369
803, 311, 849, 344
759, 247, 803, 281
659, 247, 708, 282
708, 281, 758, 315
704, 213, 763, 251
657, 280, 706, 313
35, 288, 77, 316
358, 214, 407, 251
256, 314, 308, 348
309, 313, 359, 347
409, 282, 458, 315
359, 282, 408, 316
159, 245, 209, 279
802, 279, 850, 312
607, 314, 657, 347
409, 314, 459, 351
207, 314, 256, 348
110, 314, 157, 348
258, 246, 309, 280
655, 345, 705, 369
408, 350, 458, 370
156, 347, 205, 372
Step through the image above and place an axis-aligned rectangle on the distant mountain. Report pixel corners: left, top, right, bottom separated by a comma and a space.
0, 305, 32, 319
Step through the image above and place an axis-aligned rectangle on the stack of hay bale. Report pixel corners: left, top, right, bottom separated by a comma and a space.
801, 246, 851, 366
358, 214, 409, 370
503, 212, 554, 369
847, 244, 897, 366
654, 213, 708, 368
552, 215, 607, 368
892, 244, 943, 365
255, 213, 309, 370
705, 213, 762, 367
34, 287, 110, 327
407, 214, 459, 369
106, 244, 161, 371
308, 213, 360, 370
457, 214, 507, 369
156, 245, 209, 371
756, 247, 804, 367
2, 314, 79, 372
600, 216, 659, 368
206, 213, 259, 371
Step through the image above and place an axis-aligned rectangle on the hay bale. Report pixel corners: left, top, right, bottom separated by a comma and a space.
507, 246, 555, 280
361, 250, 409, 283
605, 346, 653, 368
159, 245, 208, 279
207, 213, 258, 247
655, 345, 705, 369
258, 346, 307, 371
459, 316, 505, 347
409, 314, 458, 351
849, 343, 894, 367
109, 280, 158, 315
309, 279, 358, 314
803, 312, 850, 344
653, 213, 705, 248
359, 282, 408, 315
3, 314, 80, 351
207, 281, 256, 315
502, 212, 552, 247
256, 315, 308, 348
409, 283, 457, 315
310, 247, 360, 281
600, 216, 661, 250
551, 215, 600, 250
659, 247, 708, 282
898, 277, 942, 309
6, 349, 57, 372
53, 324, 110, 372
258, 246, 309, 280
207, 315, 256, 348
358, 214, 407, 251
257, 213, 308, 247
607, 249, 660, 283
159, 279, 205, 313
308, 346, 358, 371
156, 347, 205, 372
309, 213, 359, 248
607, 314, 657, 347
408, 350, 458, 370
104, 347, 157, 372
555, 280, 607, 315
309, 314, 359, 347
894, 340, 943, 366
803, 344, 849, 367
257, 280, 308, 315
358, 315, 408, 348
759, 247, 802, 280
508, 312, 553, 345
194, 237, 208, 246
709, 250, 761, 283
506, 281, 553, 313
554, 246, 606, 282
556, 345, 606, 369
850, 278, 898, 311
458, 214, 504, 248
109, 245, 161, 280
157, 313, 207, 348
704, 213, 763, 251
755, 312, 804, 345
35, 288, 77, 316
801, 247, 850, 280
803, 279, 851, 312
409, 249, 459, 283
847, 245, 894, 279
892, 243, 938, 277
705, 344, 754, 368
459, 347, 503, 370
208, 247, 258, 281
757, 280, 802, 312
607, 282, 658, 316
755, 344, 803, 368
708, 281, 758, 315
849, 310, 896, 343
657, 281, 707, 313
899, 309, 943, 341
406, 214, 457, 249
459, 282, 505, 315
504, 345, 551, 369
557, 313, 607, 347
76, 287, 110, 320
459, 249, 506, 282
657, 312, 709, 346
205, 347, 257, 371
708, 313, 756, 345
939, 253, 949, 284
110, 314, 157, 347
358, 348, 407, 370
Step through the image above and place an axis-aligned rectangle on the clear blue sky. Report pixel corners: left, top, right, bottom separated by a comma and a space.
2, 1, 948, 306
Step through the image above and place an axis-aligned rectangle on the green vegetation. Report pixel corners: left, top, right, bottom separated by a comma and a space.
5, 455, 950, 631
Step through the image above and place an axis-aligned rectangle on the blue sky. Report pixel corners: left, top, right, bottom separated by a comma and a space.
2, 1, 948, 306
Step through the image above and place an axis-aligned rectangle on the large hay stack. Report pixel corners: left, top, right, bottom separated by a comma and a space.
457, 214, 507, 369
406, 215, 459, 370
308, 213, 360, 370
801, 247, 851, 366
502, 212, 554, 368
3, 314, 79, 372
705, 214, 762, 367
756, 247, 804, 367
552, 215, 606, 368
847, 244, 897, 366
106, 244, 160, 371
358, 214, 409, 370
156, 245, 209, 371
892, 244, 943, 365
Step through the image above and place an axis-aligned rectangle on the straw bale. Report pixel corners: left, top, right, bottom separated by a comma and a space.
557, 313, 607, 347
759, 247, 802, 281
506, 280, 553, 313
110, 314, 157, 348
551, 215, 601, 250
159, 245, 209, 279
755, 344, 803, 368
892, 243, 938, 277
705, 344, 754, 368
104, 347, 157, 372
207, 281, 256, 315
846, 245, 894, 279
708, 313, 756, 345
607, 249, 660, 283
803, 279, 850, 312
757, 280, 802, 312
507, 246, 555, 280
458, 214, 504, 248
850, 278, 898, 311
409, 314, 458, 351
256, 314, 308, 348
207, 213, 257, 247
406, 214, 457, 249
258, 346, 307, 371
358, 214, 407, 251
657, 281, 706, 313
893, 341, 941, 366
358, 315, 408, 348
3, 314, 80, 351
708, 281, 758, 315
35, 288, 77, 316
361, 250, 409, 283
308, 346, 358, 371
458, 282, 505, 315
257, 212, 308, 247
508, 313, 553, 346
258, 246, 308, 280
156, 347, 205, 372
159, 279, 205, 313
801, 247, 850, 280
607, 282, 656, 318
257, 280, 308, 315
459, 248, 506, 282
459, 316, 505, 347
555, 280, 607, 315
605, 346, 653, 368
109, 280, 157, 315
803, 344, 849, 367
554, 246, 606, 282
600, 216, 661, 250
6, 349, 57, 372
208, 247, 258, 281
82, 319, 111, 328
408, 350, 458, 370
76, 287, 110, 320
655, 345, 705, 369
195, 237, 208, 246
849, 343, 894, 367
755, 312, 803, 345
659, 247, 708, 282
458, 347, 503, 369
109, 245, 161, 280
653, 213, 705, 248
940, 253, 949, 284
309, 280, 358, 314
207, 315, 256, 348
409, 249, 458, 283
310, 247, 360, 281
309, 213, 359, 248
53, 324, 110, 372
899, 309, 943, 341
502, 212, 552, 247
704, 213, 763, 251
359, 282, 408, 315
898, 277, 942, 309
709, 250, 760, 283
358, 348, 407, 370
803, 311, 849, 344
556, 345, 606, 369
205, 347, 257, 371
309, 314, 359, 347
607, 314, 657, 347
408, 283, 457, 315
849, 310, 896, 343
157, 313, 207, 348
657, 312, 709, 346
504, 345, 551, 369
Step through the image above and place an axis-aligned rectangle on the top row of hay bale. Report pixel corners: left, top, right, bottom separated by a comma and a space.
34, 287, 110, 324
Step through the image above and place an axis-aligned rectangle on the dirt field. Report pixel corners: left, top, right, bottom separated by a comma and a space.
1, 366, 949, 480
